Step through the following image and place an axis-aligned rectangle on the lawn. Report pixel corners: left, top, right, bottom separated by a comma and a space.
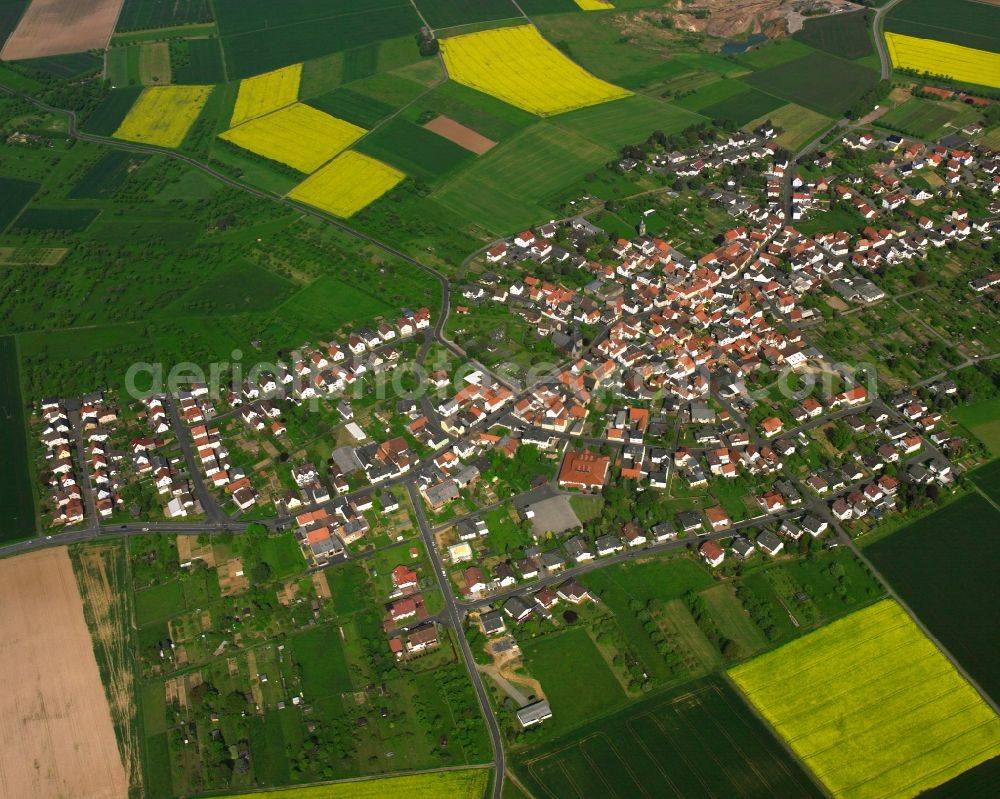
291, 624, 352, 700
952, 397, 1000, 455
730, 600, 1000, 799
866, 491, 1000, 703
583, 557, 713, 604
699, 583, 768, 657
325, 561, 370, 615
135, 580, 185, 625
0, 337, 34, 542
512, 674, 824, 799
743, 50, 879, 117
519, 626, 626, 735
795, 205, 868, 236
259, 534, 307, 580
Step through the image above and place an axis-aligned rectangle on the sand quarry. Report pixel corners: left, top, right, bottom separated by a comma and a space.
1, 0, 123, 60
0, 547, 127, 799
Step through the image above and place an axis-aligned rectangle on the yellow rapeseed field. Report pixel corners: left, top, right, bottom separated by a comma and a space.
886, 32, 1000, 90
216, 768, 489, 799
440, 25, 630, 116
288, 151, 404, 217
114, 85, 212, 148
730, 599, 1000, 799
574, 0, 615, 9
230, 63, 302, 126
219, 103, 365, 174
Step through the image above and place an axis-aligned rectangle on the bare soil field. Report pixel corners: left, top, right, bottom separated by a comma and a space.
424, 115, 497, 155
0, 547, 128, 799
1, 0, 124, 59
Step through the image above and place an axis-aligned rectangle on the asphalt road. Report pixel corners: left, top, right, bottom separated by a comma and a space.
407, 483, 506, 799
873, 0, 907, 80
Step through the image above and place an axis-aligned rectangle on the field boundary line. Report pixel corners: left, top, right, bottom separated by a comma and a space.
849, 543, 1000, 716
970, 481, 1000, 514
721, 671, 831, 799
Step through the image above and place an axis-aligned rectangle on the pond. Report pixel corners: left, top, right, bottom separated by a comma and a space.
720, 33, 768, 55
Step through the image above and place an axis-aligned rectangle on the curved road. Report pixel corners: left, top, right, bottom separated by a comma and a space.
873, 0, 906, 80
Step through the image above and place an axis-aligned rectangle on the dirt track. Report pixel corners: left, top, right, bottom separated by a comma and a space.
0, 547, 127, 799
0, 0, 124, 60
424, 115, 497, 155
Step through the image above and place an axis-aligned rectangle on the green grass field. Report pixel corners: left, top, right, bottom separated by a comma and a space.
356, 117, 475, 180
519, 625, 626, 735
749, 102, 833, 150
731, 600, 1000, 799
551, 94, 705, 148
325, 562, 370, 615
795, 205, 868, 236
794, 9, 874, 60
135, 580, 185, 625
952, 397, 1000, 455
880, 97, 962, 138
259, 534, 308, 579
737, 37, 815, 70
292, 624, 352, 699
432, 121, 614, 233
0, 336, 34, 542
866, 490, 1000, 703
512, 674, 825, 799
744, 50, 879, 117
673, 78, 750, 111
583, 557, 713, 604
0, 177, 38, 231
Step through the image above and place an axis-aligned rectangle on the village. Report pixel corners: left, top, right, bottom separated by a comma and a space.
26, 91, 1000, 740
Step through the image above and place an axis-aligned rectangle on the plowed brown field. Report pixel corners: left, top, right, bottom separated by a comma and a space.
0, 547, 127, 799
